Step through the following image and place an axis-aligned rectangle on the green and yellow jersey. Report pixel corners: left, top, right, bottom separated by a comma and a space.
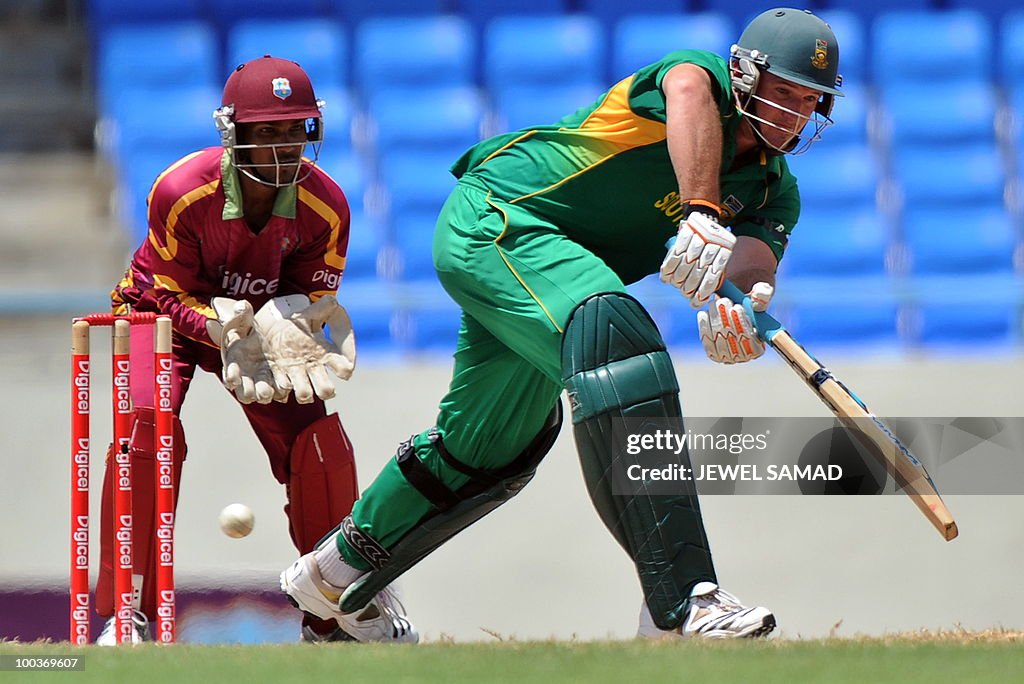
451, 50, 800, 285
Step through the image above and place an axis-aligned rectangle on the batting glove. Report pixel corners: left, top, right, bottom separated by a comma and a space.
660, 212, 736, 309
698, 282, 773, 364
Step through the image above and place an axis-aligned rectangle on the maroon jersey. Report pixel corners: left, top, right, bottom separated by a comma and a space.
113, 147, 350, 346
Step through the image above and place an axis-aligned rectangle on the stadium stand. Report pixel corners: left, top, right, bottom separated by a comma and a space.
83, 1, 1023, 352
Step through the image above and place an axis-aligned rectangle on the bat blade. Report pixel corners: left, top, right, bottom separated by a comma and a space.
771, 330, 958, 541
717, 280, 957, 541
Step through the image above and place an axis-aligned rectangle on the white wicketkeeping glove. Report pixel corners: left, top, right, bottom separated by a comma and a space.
698, 282, 774, 364
254, 294, 356, 404
207, 297, 277, 405
660, 213, 737, 309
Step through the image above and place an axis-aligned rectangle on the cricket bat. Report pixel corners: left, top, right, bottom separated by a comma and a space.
717, 280, 958, 541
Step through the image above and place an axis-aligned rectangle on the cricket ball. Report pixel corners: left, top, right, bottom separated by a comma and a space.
218, 503, 255, 538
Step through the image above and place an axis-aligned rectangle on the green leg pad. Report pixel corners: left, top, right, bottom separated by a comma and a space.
562, 292, 716, 630
338, 405, 562, 613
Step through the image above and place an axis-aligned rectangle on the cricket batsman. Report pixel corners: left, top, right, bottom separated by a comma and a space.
95, 56, 417, 644
281, 8, 841, 638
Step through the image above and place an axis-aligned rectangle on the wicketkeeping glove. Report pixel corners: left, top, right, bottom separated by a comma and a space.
208, 297, 278, 404
698, 282, 774, 364
660, 212, 737, 309
254, 294, 356, 404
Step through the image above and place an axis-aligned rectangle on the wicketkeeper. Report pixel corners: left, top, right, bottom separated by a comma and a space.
96, 56, 417, 644
280, 8, 842, 638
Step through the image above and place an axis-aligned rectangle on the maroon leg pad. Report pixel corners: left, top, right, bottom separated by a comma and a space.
286, 413, 359, 637
96, 407, 186, 619
285, 413, 358, 554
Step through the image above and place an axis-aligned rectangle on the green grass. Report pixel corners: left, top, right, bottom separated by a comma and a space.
3, 632, 1023, 684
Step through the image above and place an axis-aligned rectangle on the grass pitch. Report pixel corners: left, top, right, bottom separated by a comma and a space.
3, 631, 1022, 684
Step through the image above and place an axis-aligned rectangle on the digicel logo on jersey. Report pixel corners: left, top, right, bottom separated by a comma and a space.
221, 271, 280, 296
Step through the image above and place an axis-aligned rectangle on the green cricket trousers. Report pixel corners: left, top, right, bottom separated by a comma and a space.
338, 178, 630, 567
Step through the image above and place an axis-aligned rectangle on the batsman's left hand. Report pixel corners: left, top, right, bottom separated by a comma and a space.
254, 294, 356, 404
698, 282, 773, 364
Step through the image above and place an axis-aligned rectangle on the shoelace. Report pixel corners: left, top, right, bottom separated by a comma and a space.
373, 587, 413, 637
692, 587, 745, 613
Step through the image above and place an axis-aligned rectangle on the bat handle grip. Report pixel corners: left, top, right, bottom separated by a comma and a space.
716, 279, 786, 344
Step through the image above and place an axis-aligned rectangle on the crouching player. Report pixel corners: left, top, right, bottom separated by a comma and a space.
95, 56, 416, 644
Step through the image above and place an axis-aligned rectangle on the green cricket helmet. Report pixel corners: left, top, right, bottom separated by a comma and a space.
730, 8, 843, 154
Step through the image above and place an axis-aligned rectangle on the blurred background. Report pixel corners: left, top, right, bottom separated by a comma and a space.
0, 0, 1022, 645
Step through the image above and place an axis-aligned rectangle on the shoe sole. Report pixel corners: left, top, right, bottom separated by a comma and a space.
748, 613, 776, 638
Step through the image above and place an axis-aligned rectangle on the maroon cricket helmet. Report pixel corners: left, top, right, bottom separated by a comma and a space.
221, 55, 321, 123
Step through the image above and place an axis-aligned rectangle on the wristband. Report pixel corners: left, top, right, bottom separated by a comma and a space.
682, 199, 722, 223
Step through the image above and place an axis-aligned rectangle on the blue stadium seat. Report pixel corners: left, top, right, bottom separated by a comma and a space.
389, 209, 442, 280
492, 83, 603, 132
917, 304, 1018, 346
883, 82, 997, 146
379, 151, 458, 214
698, 0, 762, 28
409, 307, 463, 353
780, 207, 890, 278
226, 20, 347, 90
485, 16, 604, 90
313, 87, 354, 151
111, 87, 220, 166
345, 305, 397, 352
327, 0, 445, 26
97, 22, 219, 116
893, 144, 1005, 205
1002, 12, 1024, 85
580, 0, 688, 31
208, 0, 323, 31
821, 0, 930, 24
369, 87, 483, 156
379, 150, 458, 278
786, 143, 879, 208
354, 17, 475, 94
821, 82, 869, 145
612, 13, 734, 80
787, 302, 899, 347
947, 0, 1020, 22
89, 0, 204, 25
455, 0, 566, 31
343, 210, 383, 281
1011, 88, 1024, 158
903, 206, 1017, 275
872, 10, 992, 88
816, 10, 865, 83
316, 148, 369, 213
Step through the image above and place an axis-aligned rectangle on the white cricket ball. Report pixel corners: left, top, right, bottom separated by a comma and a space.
218, 503, 255, 539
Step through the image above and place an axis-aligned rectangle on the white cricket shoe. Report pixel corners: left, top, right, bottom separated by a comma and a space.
95, 609, 151, 646
637, 582, 775, 639
280, 555, 419, 644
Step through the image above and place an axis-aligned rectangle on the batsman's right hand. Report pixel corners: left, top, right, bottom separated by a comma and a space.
660, 213, 736, 309
208, 297, 277, 405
